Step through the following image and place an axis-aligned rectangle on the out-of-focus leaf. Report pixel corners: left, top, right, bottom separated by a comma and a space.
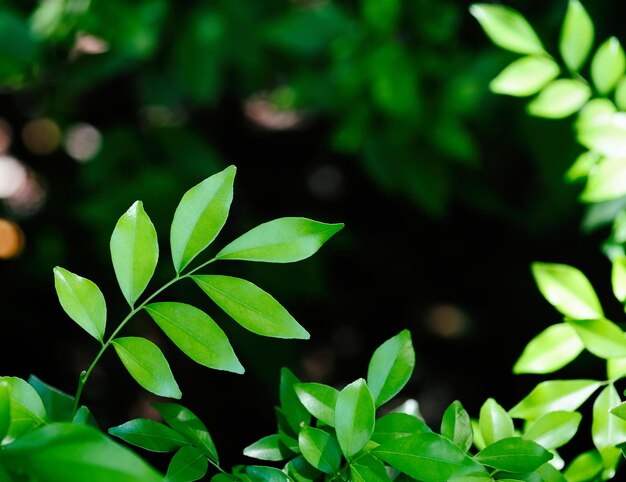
559, 0, 594, 72
490, 56, 559, 97
27, 375, 73, 423
565, 151, 601, 183
583, 157, 626, 202
592, 384, 626, 469
612, 257, 626, 301
615, 77, 626, 111
567, 318, 626, 359
0, 380, 10, 442
527, 79, 590, 119
591, 37, 626, 95
563, 450, 603, 482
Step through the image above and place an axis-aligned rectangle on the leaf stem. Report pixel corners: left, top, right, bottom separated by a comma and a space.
71, 257, 217, 415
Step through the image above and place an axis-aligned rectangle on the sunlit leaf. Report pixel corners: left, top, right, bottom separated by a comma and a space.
565, 151, 601, 183
527, 79, 590, 119
0, 377, 46, 441
559, 0, 594, 72
567, 318, 626, 359
294, 382, 338, 427
166, 446, 208, 482
109, 418, 190, 453
583, 157, 626, 202
563, 450, 603, 482
612, 257, 626, 302
475, 437, 552, 473
371, 412, 431, 446
112, 337, 181, 399
615, 77, 626, 111
441, 401, 472, 452
110, 201, 159, 307
607, 357, 626, 380
53, 267, 106, 342
591, 37, 626, 95
523, 411, 581, 450
479, 398, 513, 447
243, 434, 295, 462
490, 56, 559, 97
592, 384, 626, 469
298, 427, 341, 474
335, 379, 375, 459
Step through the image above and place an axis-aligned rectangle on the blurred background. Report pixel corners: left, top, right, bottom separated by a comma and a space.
0, 0, 624, 473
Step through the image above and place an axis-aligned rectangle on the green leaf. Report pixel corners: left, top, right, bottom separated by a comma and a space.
285, 455, 319, 482
612, 257, 626, 302
367, 330, 415, 407
145, 302, 244, 374
510, 380, 601, 420
475, 437, 552, 473
279, 368, 311, 434
531, 262, 603, 319
567, 318, 626, 359
490, 56, 560, 97
298, 427, 341, 474
527, 79, 591, 119
563, 450, 603, 482
523, 411, 582, 450
582, 157, 626, 202
479, 398, 514, 447
607, 357, 626, 380
294, 382, 338, 427
470, 4, 544, 55
592, 384, 626, 469
371, 412, 430, 446
166, 446, 208, 482
0, 380, 10, 442
350, 454, 391, 482
194, 275, 309, 339
170, 165, 236, 272
245, 465, 290, 481
27, 375, 74, 423
615, 77, 626, 110
109, 418, 190, 453
112, 337, 181, 399
536, 462, 568, 482
243, 434, 295, 462
471, 419, 486, 451
513, 323, 584, 374
559, 0, 594, 72
591, 37, 626, 95
72, 406, 97, 427
610, 400, 626, 421
374, 432, 487, 481
53, 266, 106, 342
153, 403, 218, 462
216, 217, 344, 263
335, 379, 375, 459
566, 151, 601, 183
441, 401, 473, 452
1, 423, 163, 482
0, 377, 46, 441
110, 201, 159, 306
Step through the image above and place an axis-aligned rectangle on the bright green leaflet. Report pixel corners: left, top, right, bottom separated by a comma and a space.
566, 318, 626, 359
479, 398, 514, 447
27, 375, 74, 423
583, 158, 626, 203
366, 329, 415, 407
592, 384, 626, 469
170, 165, 235, 272
559, 0, 594, 73
53, 266, 106, 342
0, 377, 47, 441
166, 446, 208, 482
531, 262, 603, 320
216, 217, 344, 263
523, 411, 582, 450
469, 4, 544, 55
298, 427, 341, 475
109, 418, 190, 453
513, 323, 584, 374
441, 401, 473, 452
373, 432, 487, 482
350, 454, 391, 482
564, 450, 604, 482
608, 357, 626, 380
145, 302, 244, 374
566, 151, 601, 183
591, 37, 626, 95
578, 123, 626, 159
475, 437, 552, 473
527, 79, 591, 119
194, 275, 309, 339
243, 434, 295, 462
0, 381, 9, 442
110, 200, 159, 307
1, 423, 163, 482
490, 56, 560, 97
611, 257, 626, 302
510, 379, 601, 420
279, 368, 311, 435
294, 382, 338, 427
371, 412, 431, 445
112, 337, 181, 399
615, 77, 626, 110
335, 378, 375, 459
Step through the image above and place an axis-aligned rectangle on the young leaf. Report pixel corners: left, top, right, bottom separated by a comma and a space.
509, 379, 601, 420
110, 201, 159, 306
166, 446, 208, 482
479, 398, 513, 447
109, 418, 190, 453
567, 318, 626, 359
591, 37, 626, 95
153, 402, 218, 463
0, 380, 10, 442
335, 379, 375, 459
582, 157, 626, 202
441, 401, 473, 452
559, 0, 594, 72
523, 411, 582, 450
470, 4, 545, 55
608, 357, 626, 380
243, 434, 295, 462
294, 382, 338, 427
27, 375, 74, 423
373, 432, 487, 481
194, 275, 309, 339
531, 262, 603, 320
112, 337, 181, 399
350, 454, 392, 482
280, 368, 311, 434
612, 257, 626, 302
592, 384, 626, 469
1, 423, 163, 482
527, 79, 591, 119
474, 437, 552, 473
73, 406, 98, 427
170, 165, 236, 272
53, 266, 106, 342
490, 56, 560, 97
216, 217, 344, 263
513, 323, 584, 374
367, 330, 414, 407
563, 450, 603, 482
298, 427, 341, 475
0, 376, 47, 440
371, 412, 431, 445
471, 419, 486, 451
145, 302, 244, 374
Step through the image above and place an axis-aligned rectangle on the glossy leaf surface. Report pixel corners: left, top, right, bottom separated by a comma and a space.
559, 0, 594, 72
371, 412, 430, 445
298, 427, 341, 474
0, 376, 46, 441
166, 446, 208, 482
441, 401, 473, 452
479, 398, 514, 447
567, 318, 626, 359
490, 56, 559, 97
350, 454, 391, 482
279, 368, 311, 434
145, 302, 244, 374
527, 79, 590, 119
243, 434, 295, 462
475, 437, 552, 473
523, 411, 581, 450
113, 337, 181, 399
335, 379, 375, 459
245, 465, 290, 481
27, 375, 74, 423
294, 382, 338, 427
109, 418, 190, 453
592, 384, 626, 468
194, 275, 309, 339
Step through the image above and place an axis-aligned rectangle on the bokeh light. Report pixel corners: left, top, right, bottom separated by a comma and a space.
0, 219, 25, 259
71, 32, 110, 58
22, 118, 61, 155
5, 172, 46, 217
423, 304, 470, 338
0, 156, 27, 199
244, 91, 305, 130
64, 123, 102, 162
0, 118, 13, 153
